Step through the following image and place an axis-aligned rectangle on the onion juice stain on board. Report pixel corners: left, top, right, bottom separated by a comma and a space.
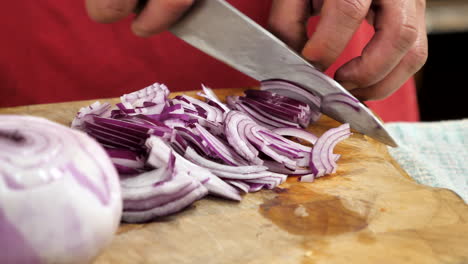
259, 184, 368, 237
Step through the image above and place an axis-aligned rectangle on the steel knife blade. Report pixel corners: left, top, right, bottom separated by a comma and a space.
138, 0, 397, 147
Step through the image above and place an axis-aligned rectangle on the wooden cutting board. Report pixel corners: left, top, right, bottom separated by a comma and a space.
2, 88, 468, 264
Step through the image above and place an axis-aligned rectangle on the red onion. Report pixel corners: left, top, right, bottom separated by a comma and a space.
303, 123, 351, 181
121, 152, 208, 223
197, 84, 231, 113
260, 79, 322, 122
0, 115, 122, 264
146, 136, 242, 201
70, 81, 352, 222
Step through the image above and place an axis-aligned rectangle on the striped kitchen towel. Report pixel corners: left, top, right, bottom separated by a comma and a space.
385, 118, 468, 202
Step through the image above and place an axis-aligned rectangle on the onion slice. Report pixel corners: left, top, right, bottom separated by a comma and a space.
309, 123, 351, 179
146, 136, 242, 201
121, 152, 208, 223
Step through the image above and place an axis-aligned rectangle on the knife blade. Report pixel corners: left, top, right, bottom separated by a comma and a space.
137, 0, 397, 147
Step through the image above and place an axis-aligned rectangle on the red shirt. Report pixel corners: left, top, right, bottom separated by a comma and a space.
0, 0, 418, 122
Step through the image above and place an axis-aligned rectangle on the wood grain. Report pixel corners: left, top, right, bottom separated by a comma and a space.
1, 88, 467, 264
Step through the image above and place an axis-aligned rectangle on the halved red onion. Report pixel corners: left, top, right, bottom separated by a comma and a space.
1, 115, 121, 264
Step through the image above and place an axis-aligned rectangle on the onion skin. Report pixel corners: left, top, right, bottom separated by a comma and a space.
0, 115, 122, 264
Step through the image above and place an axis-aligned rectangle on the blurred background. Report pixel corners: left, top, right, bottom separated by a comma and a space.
417, 0, 468, 121
1, 0, 467, 122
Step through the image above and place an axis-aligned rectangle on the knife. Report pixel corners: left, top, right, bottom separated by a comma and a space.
136, 0, 397, 147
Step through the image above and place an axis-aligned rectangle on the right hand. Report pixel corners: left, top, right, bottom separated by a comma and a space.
85, 0, 195, 37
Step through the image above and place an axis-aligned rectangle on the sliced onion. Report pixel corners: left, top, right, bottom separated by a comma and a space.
225, 180, 250, 193
310, 123, 351, 178
121, 152, 208, 223
69, 80, 354, 221
272, 127, 319, 145
242, 90, 311, 127
248, 183, 265, 192
299, 174, 315, 182
197, 84, 231, 113
146, 136, 242, 201
260, 79, 322, 122
230, 101, 278, 129
262, 160, 312, 175
120, 82, 169, 109
184, 147, 266, 174
177, 95, 224, 123
71, 101, 112, 130
322, 92, 360, 112
194, 123, 248, 166
224, 110, 262, 163
105, 148, 146, 175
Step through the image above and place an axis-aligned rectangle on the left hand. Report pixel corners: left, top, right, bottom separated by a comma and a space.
267, 0, 428, 101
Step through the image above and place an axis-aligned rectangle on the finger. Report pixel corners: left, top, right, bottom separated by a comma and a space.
335, 0, 419, 89
351, 1, 428, 100
268, 0, 311, 51
310, 0, 324, 16
85, 0, 138, 23
302, 0, 371, 70
132, 0, 194, 37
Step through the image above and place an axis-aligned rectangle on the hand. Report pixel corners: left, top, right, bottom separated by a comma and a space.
268, 0, 428, 101
85, 0, 194, 37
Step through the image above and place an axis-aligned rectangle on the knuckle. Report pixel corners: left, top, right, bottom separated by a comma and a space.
354, 67, 380, 87
337, 0, 368, 22
393, 23, 418, 53
407, 45, 428, 72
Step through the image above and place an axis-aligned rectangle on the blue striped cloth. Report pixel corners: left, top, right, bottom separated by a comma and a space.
385, 119, 468, 202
